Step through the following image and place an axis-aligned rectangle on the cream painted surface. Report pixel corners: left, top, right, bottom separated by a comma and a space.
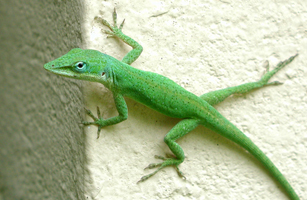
83, 1, 307, 199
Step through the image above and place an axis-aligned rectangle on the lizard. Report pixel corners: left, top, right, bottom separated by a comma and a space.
44, 9, 299, 199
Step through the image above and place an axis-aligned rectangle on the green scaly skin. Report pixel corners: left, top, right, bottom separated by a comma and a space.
44, 9, 299, 199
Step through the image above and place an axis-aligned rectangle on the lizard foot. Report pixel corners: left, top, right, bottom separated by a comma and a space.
137, 154, 186, 184
82, 107, 104, 139
94, 8, 125, 38
258, 54, 298, 86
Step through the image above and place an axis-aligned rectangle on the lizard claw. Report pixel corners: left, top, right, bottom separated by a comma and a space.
84, 107, 99, 121
258, 54, 298, 86
137, 154, 186, 183
82, 107, 104, 138
94, 8, 125, 38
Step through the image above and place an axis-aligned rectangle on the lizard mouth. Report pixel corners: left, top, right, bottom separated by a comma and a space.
44, 64, 74, 78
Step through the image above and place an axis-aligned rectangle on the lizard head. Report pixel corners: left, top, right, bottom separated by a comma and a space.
44, 48, 110, 83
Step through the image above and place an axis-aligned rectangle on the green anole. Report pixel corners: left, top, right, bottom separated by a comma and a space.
44, 9, 299, 199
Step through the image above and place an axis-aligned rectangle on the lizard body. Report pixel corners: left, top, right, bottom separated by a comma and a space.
44, 9, 299, 199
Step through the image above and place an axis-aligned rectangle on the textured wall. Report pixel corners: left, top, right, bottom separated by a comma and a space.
0, 1, 86, 199
83, 1, 306, 200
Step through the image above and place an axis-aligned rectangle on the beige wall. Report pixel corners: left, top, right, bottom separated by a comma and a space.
83, 1, 306, 200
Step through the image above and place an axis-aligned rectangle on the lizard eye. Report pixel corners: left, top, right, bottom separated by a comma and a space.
74, 62, 86, 72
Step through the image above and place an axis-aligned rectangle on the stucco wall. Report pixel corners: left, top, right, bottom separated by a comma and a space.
83, 1, 306, 200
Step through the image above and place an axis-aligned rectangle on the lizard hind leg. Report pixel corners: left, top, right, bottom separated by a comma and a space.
137, 119, 200, 183
258, 53, 298, 86
200, 54, 298, 106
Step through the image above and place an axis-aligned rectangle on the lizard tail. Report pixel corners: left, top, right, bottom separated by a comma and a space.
204, 112, 300, 200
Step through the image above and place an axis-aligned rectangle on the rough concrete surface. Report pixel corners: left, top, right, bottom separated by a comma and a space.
83, 1, 307, 200
0, 0, 86, 199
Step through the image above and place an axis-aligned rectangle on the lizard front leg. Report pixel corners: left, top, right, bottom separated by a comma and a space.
83, 92, 128, 139
94, 8, 143, 65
